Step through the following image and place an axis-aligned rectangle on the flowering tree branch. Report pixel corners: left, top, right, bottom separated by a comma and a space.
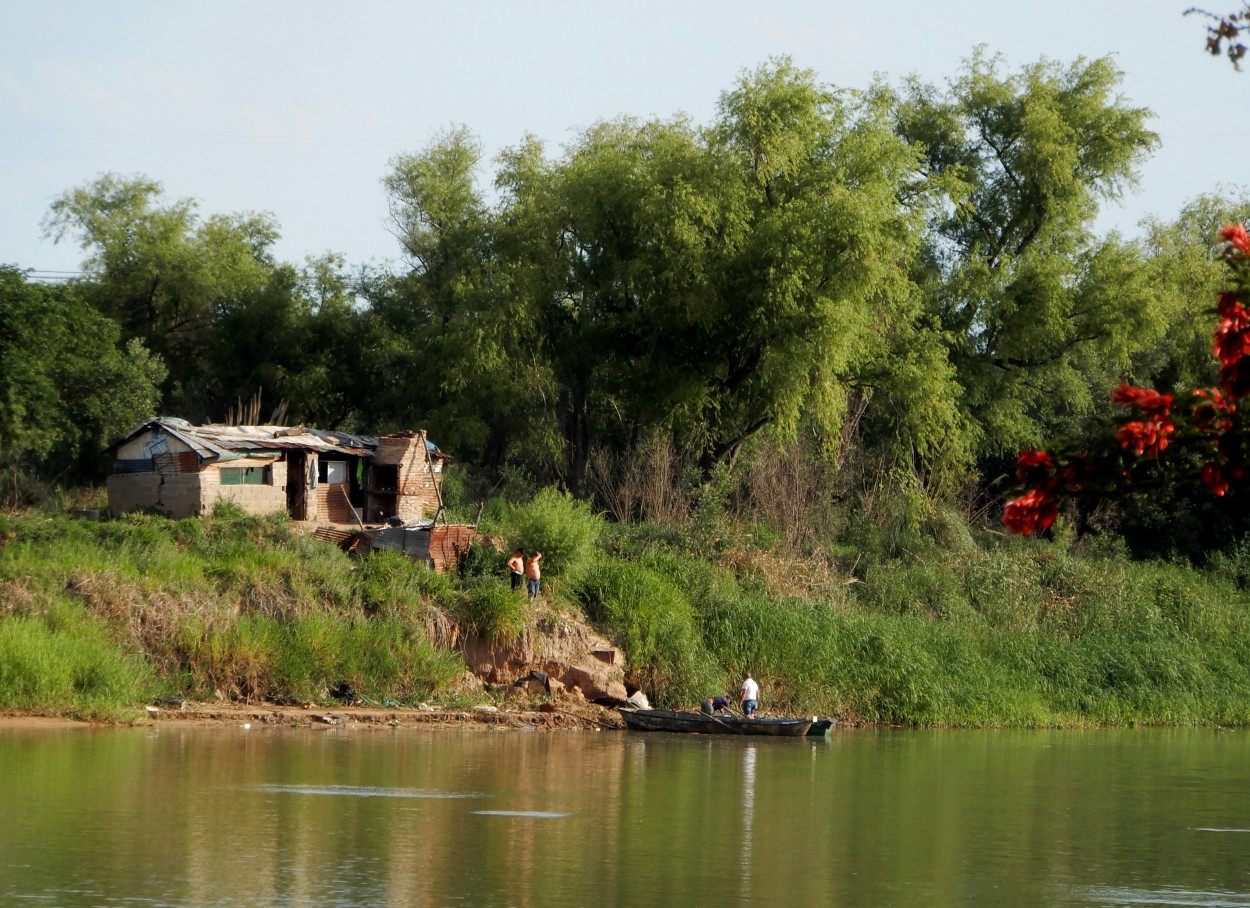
1004, 225, 1250, 533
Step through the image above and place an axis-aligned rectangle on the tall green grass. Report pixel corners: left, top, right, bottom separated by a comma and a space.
6, 501, 1250, 726
180, 612, 462, 703
588, 519, 1250, 725
0, 511, 465, 711
0, 598, 155, 714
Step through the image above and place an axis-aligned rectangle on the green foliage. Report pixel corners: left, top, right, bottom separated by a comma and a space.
355, 549, 453, 619
9, 48, 1250, 726
491, 487, 603, 585
0, 600, 154, 712
375, 57, 929, 492
43, 174, 364, 427
181, 613, 461, 704
5, 491, 1250, 726
0, 511, 466, 709
0, 267, 164, 492
577, 559, 721, 705
454, 579, 530, 641
893, 52, 1163, 461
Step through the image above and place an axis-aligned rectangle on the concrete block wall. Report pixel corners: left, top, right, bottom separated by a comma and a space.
107, 471, 203, 519
107, 473, 163, 517
200, 461, 285, 515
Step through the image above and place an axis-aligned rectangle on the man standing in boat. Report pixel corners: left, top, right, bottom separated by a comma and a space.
739, 674, 760, 716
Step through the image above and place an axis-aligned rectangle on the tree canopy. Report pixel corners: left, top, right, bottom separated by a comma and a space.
0, 266, 164, 495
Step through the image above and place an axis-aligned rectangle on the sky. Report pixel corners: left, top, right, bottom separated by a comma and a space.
1, 1, 1244, 279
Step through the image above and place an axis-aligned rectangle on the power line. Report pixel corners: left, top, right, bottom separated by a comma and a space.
0, 125, 517, 153
22, 269, 85, 284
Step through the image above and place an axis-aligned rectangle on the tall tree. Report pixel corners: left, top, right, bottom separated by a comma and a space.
0, 266, 164, 493
893, 52, 1163, 461
43, 174, 359, 426
487, 59, 928, 490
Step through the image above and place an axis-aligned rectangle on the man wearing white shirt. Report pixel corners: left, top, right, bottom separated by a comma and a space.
740, 674, 760, 716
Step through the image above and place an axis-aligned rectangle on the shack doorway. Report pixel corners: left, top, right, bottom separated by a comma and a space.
286, 450, 310, 520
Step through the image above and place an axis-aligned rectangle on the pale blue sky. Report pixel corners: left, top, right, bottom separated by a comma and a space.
1, 1, 1242, 276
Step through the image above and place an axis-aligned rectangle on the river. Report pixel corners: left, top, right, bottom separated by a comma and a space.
2, 725, 1248, 907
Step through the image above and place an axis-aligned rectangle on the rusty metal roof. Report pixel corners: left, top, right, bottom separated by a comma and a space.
110, 418, 436, 462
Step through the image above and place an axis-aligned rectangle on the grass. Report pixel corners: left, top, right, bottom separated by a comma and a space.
4, 503, 1250, 726
0, 511, 466, 712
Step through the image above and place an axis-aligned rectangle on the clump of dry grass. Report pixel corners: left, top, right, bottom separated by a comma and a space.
717, 543, 854, 605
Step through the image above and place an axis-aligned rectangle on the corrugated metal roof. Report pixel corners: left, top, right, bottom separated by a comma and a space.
109, 419, 425, 461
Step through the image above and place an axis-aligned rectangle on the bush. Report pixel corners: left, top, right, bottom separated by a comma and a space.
577, 559, 720, 705
490, 487, 603, 586
455, 579, 530, 641
181, 612, 463, 703
0, 600, 154, 712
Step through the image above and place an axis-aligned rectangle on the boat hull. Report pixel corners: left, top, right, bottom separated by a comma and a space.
619, 708, 813, 737
807, 718, 836, 736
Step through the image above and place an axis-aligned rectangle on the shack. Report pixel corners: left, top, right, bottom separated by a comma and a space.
106, 418, 474, 572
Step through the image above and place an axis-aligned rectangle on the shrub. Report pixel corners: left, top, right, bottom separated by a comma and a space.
577, 559, 720, 705
0, 600, 154, 711
491, 487, 603, 585
455, 579, 530, 641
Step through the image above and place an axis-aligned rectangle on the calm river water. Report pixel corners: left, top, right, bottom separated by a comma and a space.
2, 724, 1249, 907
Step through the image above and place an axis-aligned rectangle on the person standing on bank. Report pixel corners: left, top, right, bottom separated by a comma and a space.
524, 550, 543, 599
506, 548, 525, 591
739, 674, 760, 716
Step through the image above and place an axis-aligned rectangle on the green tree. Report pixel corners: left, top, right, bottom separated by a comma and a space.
894, 52, 1162, 462
486, 59, 928, 491
43, 174, 361, 427
369, 128, 557, 477
0, 266, 164, 495
1132, 193, 1250, 393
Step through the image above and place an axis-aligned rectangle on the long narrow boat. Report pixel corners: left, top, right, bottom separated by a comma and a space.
618, 708, 813, 737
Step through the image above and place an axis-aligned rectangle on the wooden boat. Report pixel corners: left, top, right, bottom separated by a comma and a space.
619, 708, 813, 737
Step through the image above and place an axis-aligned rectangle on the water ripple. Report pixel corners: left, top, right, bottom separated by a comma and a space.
254, 784, 483, 799
1082, 886, 1250, 907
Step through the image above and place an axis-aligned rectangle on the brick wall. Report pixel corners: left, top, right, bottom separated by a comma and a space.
372, 432, 443, 521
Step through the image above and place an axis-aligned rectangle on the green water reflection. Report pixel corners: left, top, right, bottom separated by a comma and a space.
2, 726, 1249, 906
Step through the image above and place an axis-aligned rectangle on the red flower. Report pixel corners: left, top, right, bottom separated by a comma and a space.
1202, 463, 1230, 497
1111, 384, 1173, 417
1218, 291, 1247, 320
1003, 489, 1059, 535
1214, 314, 1250, 367
1116, 420, 1173, 457
1221, 223, 1250, 255
1220, 358, 1250, 400
1016, 449, 1056, 488
1193, 387, 1235, 433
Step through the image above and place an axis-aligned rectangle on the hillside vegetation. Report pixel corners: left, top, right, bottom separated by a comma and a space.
5, 494, 1250, 727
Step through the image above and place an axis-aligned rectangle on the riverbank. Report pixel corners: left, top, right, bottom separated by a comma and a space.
5, 506, 1250, 728
0, 700, 627, 731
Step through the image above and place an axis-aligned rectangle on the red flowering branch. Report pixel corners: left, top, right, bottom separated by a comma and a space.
1003, 223, 1250, 534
